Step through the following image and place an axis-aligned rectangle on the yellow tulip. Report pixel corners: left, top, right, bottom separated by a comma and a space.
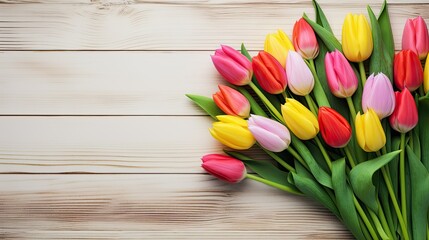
342, 14, 373, 62
281, 98, 319, 140
209, 115, 255, 150
424, 53, 429, 94
264, 29, 295, 68
355, 109, 386, 152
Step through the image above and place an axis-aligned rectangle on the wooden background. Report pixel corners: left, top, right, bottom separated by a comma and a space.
0, 0, 428, 239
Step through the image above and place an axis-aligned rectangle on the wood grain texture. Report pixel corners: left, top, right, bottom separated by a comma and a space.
0, 174, 352, 239
0, 116, 231, 173
0, 51, 221, 115
0, 2, 428, 50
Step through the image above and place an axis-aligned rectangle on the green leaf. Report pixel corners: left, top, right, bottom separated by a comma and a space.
303, 14, 342, 52
224, 150, 298, 192
332, 159, 365, 240
367, 5, 393, 80
236, 87, 268, 117
240, 43, 252, 61
378, 0, 395, 65
407, 146, 429, 240
312, 0, 333, 34
186, 94, 224, 120
292, 172, 340, 218
350, 150, 401, 212
419, 96, 429, 170
291, 135, 333, 189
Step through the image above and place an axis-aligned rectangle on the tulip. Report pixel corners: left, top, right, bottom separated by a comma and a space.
324, 50, 358, 98
424, 53, 429, 94
201, 154, 246, 183
389, 89, 418, 133
209, 115, 255, 150
264, 30, 295, 68
402, 16, 429, 60
394, 50, 424, 92
248, 115, 291, 152
252, 51, 287, 94
342, 14, 373, 62
213, 85, 250, 118
281, 98, 319, 140
286, 51, 314, 96
211, 45, 252, 86
293, 18, 319, 60
318, 107, 352, 148
362, 73, 396, 119
355, 109, 386, 152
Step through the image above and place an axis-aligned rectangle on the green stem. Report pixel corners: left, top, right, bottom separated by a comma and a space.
305, 95, 318, 116
377, 199, 394, 240
287, 147, 308, 169
381, 166, 410, 240
281, 91, 288, 101
368, 209, 389, 240
314, 136, 332, 170
344, 145, 356, 168
359, 61, 367, 87
249, 82, 284, 123
354, 196, 380, 240
246, 174, 302, 195
399, 132, 407, 229
261, 146, 295, 173
308, 59, 330, 107
346, 97, 357, 123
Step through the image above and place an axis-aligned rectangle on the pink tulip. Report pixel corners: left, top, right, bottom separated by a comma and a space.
248, 115, 291, 152
402, 16, 429, 60
211, 45, 253, 86
293, 18, 319, 60
389, 89, 418, 133
213, 85, 250, 118
362, 73, 396, 119
324, 50, 358, 98
286, 50, 314, 96
201, 154, 246, 183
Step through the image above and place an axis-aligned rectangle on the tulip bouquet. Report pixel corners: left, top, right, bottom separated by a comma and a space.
186, 1, 429, 239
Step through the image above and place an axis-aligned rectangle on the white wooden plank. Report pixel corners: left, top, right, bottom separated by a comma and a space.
0, 51, 223, 115
0, 3, 427, 50
0, 174, 352, 239
0, 116, 270, 173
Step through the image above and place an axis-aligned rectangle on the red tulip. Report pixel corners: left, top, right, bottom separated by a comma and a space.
402, 16, 429, 60
252, 51, 287, 94
213, 85, 250, 118
293, 18, 319, 60
394, 50, 424, 91
318, 107, 352, 148
201, 154, 246, 183
389, 89, 418, 133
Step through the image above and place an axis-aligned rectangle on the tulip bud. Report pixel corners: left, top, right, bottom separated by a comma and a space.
355, 109, 386, 152
213, 85, 250, 118
402, 16, 429, 60
201, 154, 246, 183
252, 51, 287, 94
389, 89, 418, 133
281, 98, 319, 140
293, 18, 319, 60
394, 50, 424, 92
342, 14, 373, 62
362, 73, 396, 119
286, 51, 314, 96
209, 115, 255, 150
324, 50, 358, 98
318, 107, 352, 148
424, 53, 429, 94
264, 30, 295, 68
211, 45, 252, 86
248, 115, 291, 152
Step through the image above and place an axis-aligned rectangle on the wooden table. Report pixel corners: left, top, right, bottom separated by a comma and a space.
0, 0, 427, 239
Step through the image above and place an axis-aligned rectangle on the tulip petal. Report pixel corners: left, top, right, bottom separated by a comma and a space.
249, 126, 288, 152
